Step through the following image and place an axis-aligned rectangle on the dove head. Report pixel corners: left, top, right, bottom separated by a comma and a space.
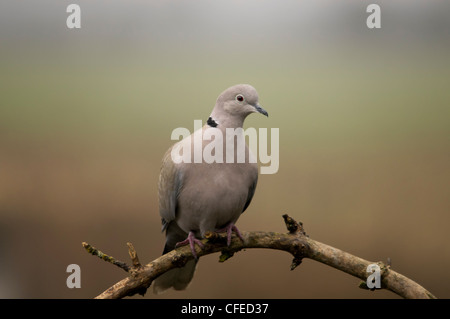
210, 84, 268, 128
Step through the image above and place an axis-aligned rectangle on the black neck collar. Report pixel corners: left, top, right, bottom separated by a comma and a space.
207, 117, 218, 127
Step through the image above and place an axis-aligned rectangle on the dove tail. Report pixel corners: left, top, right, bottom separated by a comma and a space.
153, 259, 197, 294
153, 222, 198, 294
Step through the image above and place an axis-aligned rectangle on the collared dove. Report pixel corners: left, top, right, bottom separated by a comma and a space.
153, 84, 268, 294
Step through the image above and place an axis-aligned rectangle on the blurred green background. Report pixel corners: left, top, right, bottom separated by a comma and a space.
1, 0, 449, 298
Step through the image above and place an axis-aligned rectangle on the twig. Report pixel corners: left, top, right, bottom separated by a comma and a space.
82, 242, 130, 273
82, 215, 436, 299
127, 242, 142, 269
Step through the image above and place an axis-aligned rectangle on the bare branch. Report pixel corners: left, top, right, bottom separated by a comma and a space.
127, 242, 142, 269
82, 242, 130, 273
83, 215, 436, 299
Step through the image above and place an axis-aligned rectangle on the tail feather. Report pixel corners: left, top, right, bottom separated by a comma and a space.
153, 222, 198, 294
153, 259, 197, 294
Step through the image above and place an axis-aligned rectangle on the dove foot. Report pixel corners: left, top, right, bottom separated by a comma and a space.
217, 222, 244, 246
175, 231, 204, 259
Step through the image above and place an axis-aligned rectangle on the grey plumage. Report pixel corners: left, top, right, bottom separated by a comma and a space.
153, 84, 268, 294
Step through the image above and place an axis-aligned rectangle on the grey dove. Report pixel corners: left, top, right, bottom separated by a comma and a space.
153, 84, 268, 294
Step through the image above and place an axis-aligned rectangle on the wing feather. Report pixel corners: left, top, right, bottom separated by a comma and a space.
158, 146, 183, 231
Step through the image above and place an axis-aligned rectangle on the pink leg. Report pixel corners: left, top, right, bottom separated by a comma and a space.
216, 222, 244, 246
175, 231, 204, 259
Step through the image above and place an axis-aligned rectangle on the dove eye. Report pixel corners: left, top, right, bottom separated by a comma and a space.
235, 94, 244, 102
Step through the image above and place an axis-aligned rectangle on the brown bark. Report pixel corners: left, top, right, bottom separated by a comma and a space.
83, 215, 436, 299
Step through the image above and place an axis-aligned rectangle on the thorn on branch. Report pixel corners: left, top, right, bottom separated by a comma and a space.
282, 214, 307, 236
290, 241, 307, 270
290, 256, 303, 270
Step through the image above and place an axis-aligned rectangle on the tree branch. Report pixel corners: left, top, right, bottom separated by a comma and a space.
83, 214, 436, 299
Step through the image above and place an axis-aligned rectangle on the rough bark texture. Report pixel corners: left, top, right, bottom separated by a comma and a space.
83, 215, 436, 299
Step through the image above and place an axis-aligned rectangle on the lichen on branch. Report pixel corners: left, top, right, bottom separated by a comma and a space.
82, 215, 436, 299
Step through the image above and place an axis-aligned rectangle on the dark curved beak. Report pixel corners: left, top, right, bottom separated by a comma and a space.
254, 103, 268, 117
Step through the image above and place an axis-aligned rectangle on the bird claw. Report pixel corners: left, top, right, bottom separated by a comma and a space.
175, 231, 204, 259
216, 222, 244, 246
